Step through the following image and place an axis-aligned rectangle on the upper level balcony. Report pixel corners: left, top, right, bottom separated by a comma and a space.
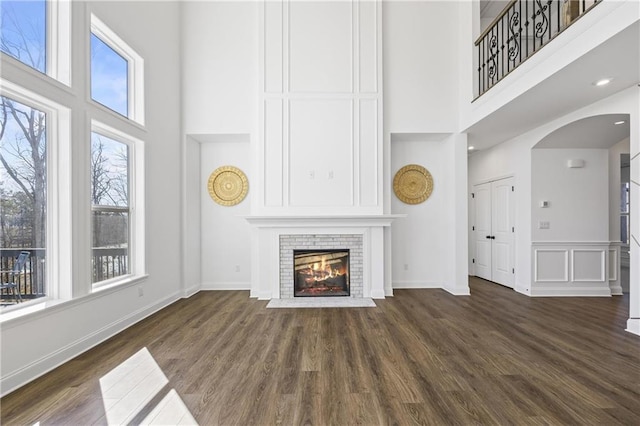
476, 0, 601, 98
464, 0, 639, 150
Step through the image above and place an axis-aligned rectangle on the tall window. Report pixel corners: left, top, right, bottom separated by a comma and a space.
91, 131, 129, 284
0, 95, 47, 302
90, 33, 128, 117
90, 14, 144, 124
0, 0, 46, 73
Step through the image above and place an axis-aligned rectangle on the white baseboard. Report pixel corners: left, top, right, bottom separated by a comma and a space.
626, 318, 640, 336
392, 281, 441, 289
609, 285, 623, 296
370, 289, 386, 299
250, 290, 273, 300
444, 286, 471, 296
200, 281, 251, 291
515, 283, 532, 296
529, 286, 612, 297
0, 291, 181, 398
182, 284, 200, 298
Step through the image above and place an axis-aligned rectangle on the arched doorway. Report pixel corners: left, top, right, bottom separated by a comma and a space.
530, 113, 630, 295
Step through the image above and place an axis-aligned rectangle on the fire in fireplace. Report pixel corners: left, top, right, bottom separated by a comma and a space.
293, 249, 350, 297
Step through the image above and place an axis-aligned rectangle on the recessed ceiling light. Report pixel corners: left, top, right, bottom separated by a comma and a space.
614, 120, 626, 125
468, 146, 475, 151
594, 78, 612, 86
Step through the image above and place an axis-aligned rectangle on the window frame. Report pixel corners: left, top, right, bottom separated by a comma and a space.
0, 0, 70, 85
0, 78, 72, 306
90, 120, 145, 291
90, 14, 144, 125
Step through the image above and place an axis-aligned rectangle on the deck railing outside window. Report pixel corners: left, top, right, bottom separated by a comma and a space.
0, 248, 128, 305
475, 0, 601, 97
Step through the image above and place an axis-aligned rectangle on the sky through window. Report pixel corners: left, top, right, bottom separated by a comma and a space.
0, 0, 46, 73
91, 33, 129, 117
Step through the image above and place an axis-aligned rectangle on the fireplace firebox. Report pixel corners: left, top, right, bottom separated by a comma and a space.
293, 249, 350, 297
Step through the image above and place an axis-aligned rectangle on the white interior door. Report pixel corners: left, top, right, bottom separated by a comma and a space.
474, 182, 492, 281
473, 177, 515, 288
491, 177, 515, 288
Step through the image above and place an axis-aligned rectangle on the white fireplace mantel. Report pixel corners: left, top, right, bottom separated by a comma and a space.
245, 215, 404, 300
244, 215, 404, 228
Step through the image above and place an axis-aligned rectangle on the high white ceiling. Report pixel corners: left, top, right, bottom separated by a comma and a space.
465, 20, 639, 151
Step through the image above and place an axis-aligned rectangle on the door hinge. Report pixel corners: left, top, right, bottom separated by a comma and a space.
473, 259, 475, 264
512, 186, 514, 192
512, 268, 515, 274
471, 193, 475, 198
512, 226, 514, 232
472, 226, 475, 231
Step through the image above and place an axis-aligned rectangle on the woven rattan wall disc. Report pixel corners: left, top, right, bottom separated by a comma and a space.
208, 166, 249, 206
393, 164, 433, 204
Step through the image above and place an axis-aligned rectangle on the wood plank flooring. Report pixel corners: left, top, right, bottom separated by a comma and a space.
2, 277, 639, 425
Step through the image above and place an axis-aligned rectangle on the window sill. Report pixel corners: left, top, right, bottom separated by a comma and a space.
0, 274, 148, 328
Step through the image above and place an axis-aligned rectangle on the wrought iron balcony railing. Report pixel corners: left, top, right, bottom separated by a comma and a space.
475, 0, 601, 97
1, 247, 128, 305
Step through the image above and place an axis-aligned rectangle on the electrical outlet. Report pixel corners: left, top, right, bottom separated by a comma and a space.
328, 170, 334, 179
138, 286, 144, 297
309, 170, 315, 179
235, 265, 240, 272
404, 264, 409, 271
539, 221, 550, 229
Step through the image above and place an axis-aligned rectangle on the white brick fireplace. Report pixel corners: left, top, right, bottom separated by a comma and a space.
246, 216, 399, 299
244, 2, 400, 301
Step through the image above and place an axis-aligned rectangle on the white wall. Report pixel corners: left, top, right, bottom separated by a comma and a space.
532, 149, 609, 242
391, 137, 445, 288
183, 137, 202, 296
199, 137, 252, 290
383, 1, 460, 132
181, 1, 258, 135
383, 1, 468, 293
180, 1, 258, 294
1, 1, 183, 395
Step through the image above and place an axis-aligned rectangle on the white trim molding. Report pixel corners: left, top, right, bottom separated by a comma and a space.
531, 242, 615, 297
608, 242, 623, 295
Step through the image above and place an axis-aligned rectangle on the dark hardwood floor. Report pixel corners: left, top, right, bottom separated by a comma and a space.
2, 277, 639, 425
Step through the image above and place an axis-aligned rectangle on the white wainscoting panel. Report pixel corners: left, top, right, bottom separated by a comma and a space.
264, 99, 284, 206
264, 0, 283, 93
609, 249, 618, 281
534, 249, 569, 282
259, 0, 382, 215
608, 243, 622, 295
289, 1, 352, 93
289, 99, 353, 206
358, 0, 377, 93
532, 242, 614, 297
572, 249, 606, 282
359, 99, 378, 206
